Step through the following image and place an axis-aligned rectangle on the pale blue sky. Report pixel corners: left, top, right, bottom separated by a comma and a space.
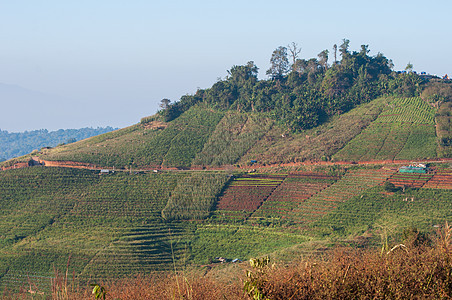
0, 0, 451, 131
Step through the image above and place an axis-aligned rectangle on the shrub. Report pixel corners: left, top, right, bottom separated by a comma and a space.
383, 181, 398, 192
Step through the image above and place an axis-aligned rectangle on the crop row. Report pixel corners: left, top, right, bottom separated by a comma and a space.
161, 172, 229, 220
214, 174, 286, 220
422, 171, 452, 189
386, 173, 433, 188
287, 168, 395, 224
192, 112, 274, 166
80, 222, 193, 279
251, 174, 335, 219
333, 121, 437, 161
313, 185, 452, 237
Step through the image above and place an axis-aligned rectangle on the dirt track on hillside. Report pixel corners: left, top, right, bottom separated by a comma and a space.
2, 157, 451, 172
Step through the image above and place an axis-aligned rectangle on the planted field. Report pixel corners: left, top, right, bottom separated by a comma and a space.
0, 168, 182, 289
287, 168, 395, 224
333, 97, 437, 161
192, 112, 274, 166
251, 173, 337, 219
0, 167, 314, 292
36, 107, 224, 168
190, 224, 308, 264
436, 102, 452, 157
214, 174, 285, 220
375, 97, 436, 124
313, 186, 452, 237
80, 222, 195, 279
386, 172, 433, 188
422, 169, 452, 189
161, 172, 230, 220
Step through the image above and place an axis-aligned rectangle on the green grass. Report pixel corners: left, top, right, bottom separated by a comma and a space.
190, 224, 308, 264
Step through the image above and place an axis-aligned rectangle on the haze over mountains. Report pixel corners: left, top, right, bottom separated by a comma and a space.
0, 83, 88, 132
0, 82, 142, 132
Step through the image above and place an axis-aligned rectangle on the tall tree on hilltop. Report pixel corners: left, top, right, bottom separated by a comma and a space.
159, 98, 171, 110
405, 62, 414, 73
333, 44, 338, 64
288, 42, 301, 71
266, 46, 290, 79
339, 39, 350, 58
360, 44, 370, 56
227, 61, 259, 86
318, 50, 329, 70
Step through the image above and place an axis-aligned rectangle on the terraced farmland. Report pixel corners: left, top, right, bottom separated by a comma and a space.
0, 168, 182, 291
192, 112, 274, 167
80, 222, 194, 279
375, 97, 436, 124
386, 172, 433, 189
313, 185, 452, 237
423, 169, 452, 189
251, 173, 337, 220
214, 174, 285, 221
287, 168, 395, 224
333, 97, 437, 161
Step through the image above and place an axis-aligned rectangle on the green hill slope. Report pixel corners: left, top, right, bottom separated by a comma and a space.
9, 95, 446, 171
333, 97, 438, 161
35, 107, 224, 168
0, 70, 452, 294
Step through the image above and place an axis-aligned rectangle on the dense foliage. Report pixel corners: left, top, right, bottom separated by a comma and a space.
160, 41, 424, 132
0, 127, 116, 161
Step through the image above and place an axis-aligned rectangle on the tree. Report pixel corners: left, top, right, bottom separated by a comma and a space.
227, 61, 259, 86
318, 50, 329, 69
159, 98, 171, 110
288, 42, 301, 70
359, 44, 370, 56
339, 39, 350, 57
266, 46, 289, 79
405, 62, 414, 73
333, 44, 338, 64
292, 59, 308, 74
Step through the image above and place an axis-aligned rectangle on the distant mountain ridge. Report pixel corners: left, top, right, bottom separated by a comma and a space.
0, 127, 117, 161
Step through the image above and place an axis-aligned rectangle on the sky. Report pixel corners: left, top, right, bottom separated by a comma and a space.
0, 0, 451, 132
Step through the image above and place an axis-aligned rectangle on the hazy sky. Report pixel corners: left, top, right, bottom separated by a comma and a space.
1, 0, 451, 131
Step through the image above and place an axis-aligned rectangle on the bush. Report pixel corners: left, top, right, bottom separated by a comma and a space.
383, 181, 398, 192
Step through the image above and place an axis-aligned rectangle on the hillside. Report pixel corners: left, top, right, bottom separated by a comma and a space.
1, 45, 452, 296
16, 95, 448, 169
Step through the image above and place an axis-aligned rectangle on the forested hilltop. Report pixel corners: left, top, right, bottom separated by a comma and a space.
0, 127, 117, 161
157, 40, 450, 131
10, 40, 450, 170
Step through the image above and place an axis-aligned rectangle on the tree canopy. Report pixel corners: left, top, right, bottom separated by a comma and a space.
159, 40, 429, 132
